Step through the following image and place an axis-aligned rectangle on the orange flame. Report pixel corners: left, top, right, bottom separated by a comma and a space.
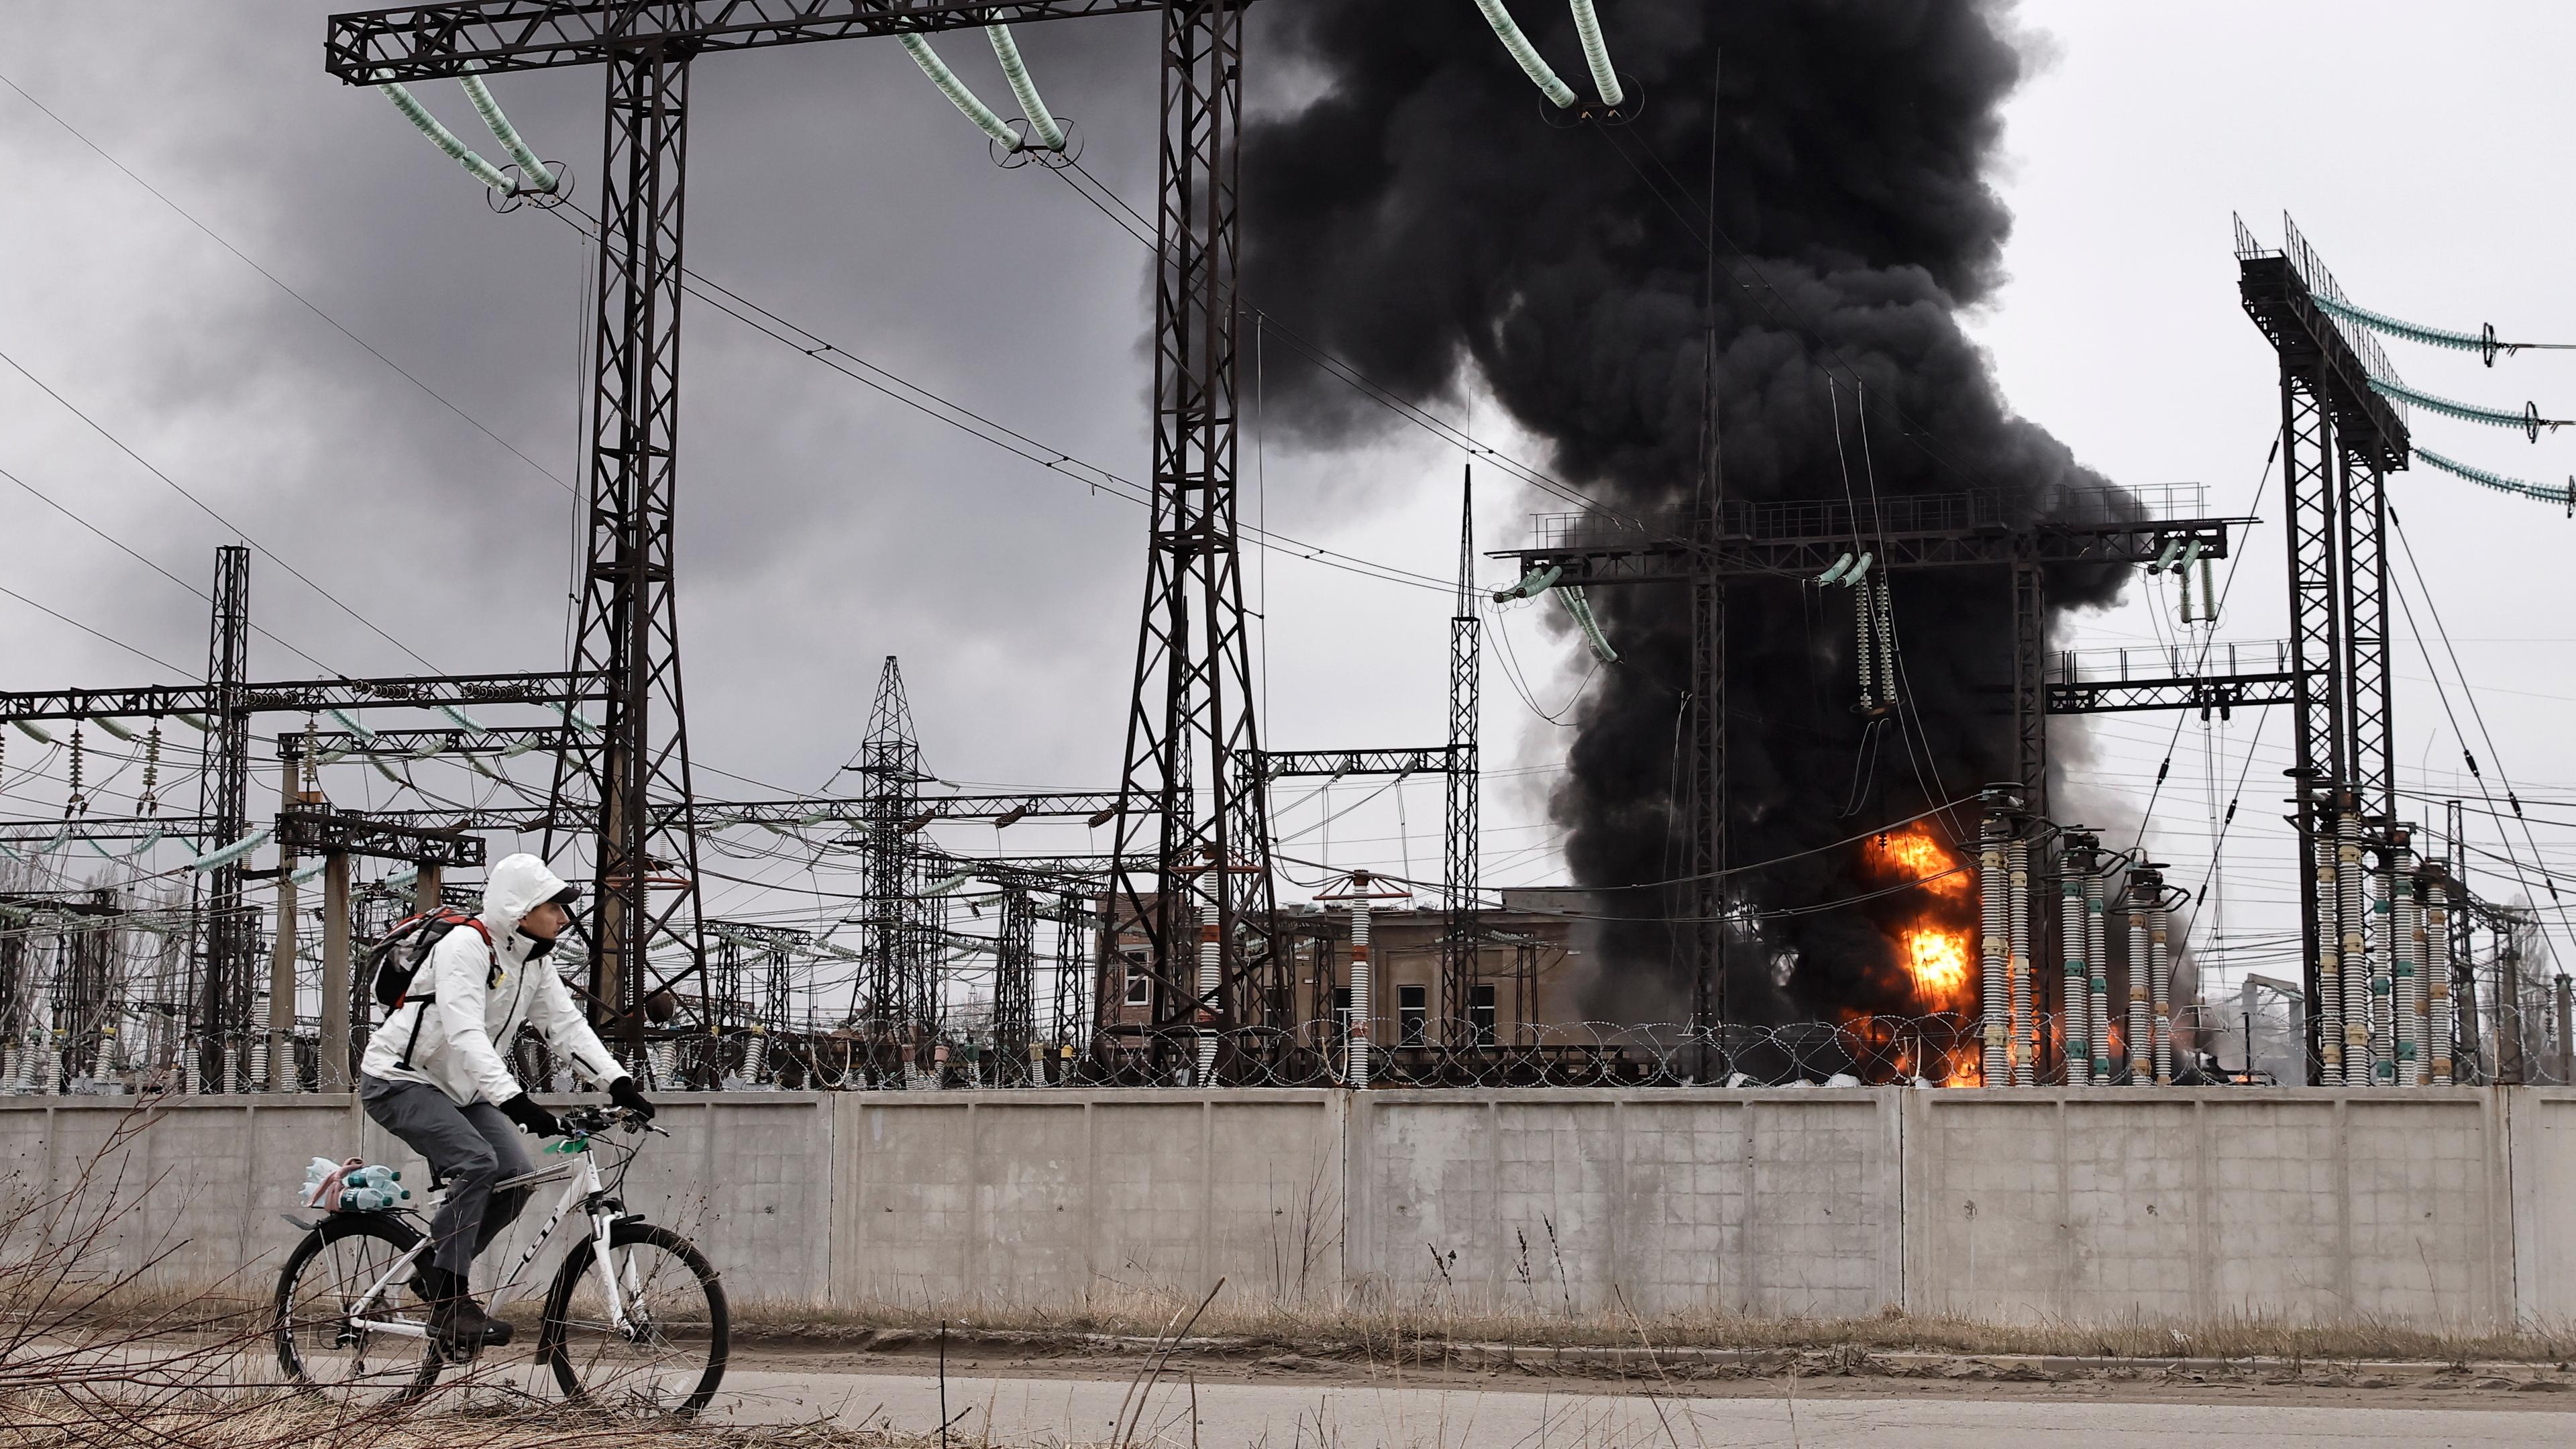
1900, 926, 1972, 1006
1868, 825, 1969, 897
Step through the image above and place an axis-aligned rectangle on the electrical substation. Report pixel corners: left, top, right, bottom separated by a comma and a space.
10, 6, 2576, 1369
2, 5, 2572, 1107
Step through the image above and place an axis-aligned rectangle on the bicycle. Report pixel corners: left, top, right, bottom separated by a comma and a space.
271, 1104, 729, 1415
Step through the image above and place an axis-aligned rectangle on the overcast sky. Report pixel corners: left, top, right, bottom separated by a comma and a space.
5, 3, 2575, 1016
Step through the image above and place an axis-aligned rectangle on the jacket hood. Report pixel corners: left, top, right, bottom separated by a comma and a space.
482, 853, 572, 936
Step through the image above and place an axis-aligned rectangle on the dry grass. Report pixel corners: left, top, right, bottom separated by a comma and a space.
724, 1292, 2576, 1368
0, 1394, 1044, 1449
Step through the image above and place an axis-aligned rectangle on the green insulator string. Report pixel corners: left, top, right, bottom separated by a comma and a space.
2414, 447, 2576, 511
458, 74, 557, 192
984, 26, 1066, 151
1566, 0, 1624, 106
1556, 586, 1619, 663
901, 34, 1024, 151
377, 81, 513, 191
2311, 294, 2576, 367
2367, 376, 2573, 441
1472, 0, 1578, 108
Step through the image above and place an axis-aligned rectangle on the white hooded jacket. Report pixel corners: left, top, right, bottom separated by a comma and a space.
359, 853, 629, 1106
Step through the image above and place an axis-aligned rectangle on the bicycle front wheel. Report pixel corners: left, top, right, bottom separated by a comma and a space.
273, 1213, 441, 1405
537, 1219, 728, 1415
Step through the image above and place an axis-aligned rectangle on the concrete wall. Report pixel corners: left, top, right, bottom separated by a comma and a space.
1346, 1090, 1901, 1317
1906, 1089, 2516, 1328
3, 1087, 2568, 1330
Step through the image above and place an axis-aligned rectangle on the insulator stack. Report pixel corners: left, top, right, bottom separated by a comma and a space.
743, 1029, 768, 1086
2127, 890, 2151, 1086
1979, 815, 2008, 1086
2315, 822, 2344, 1084
2145, 875, 2171, 1085
2085, 864, 2111, 1084
1348, 901, 1374, 1089
2367, 855, 2396, 1085
2337, 812, 2369, 1084
1865, 577, 1885, 706
2007, 837, 2033, 1085
2426, 871, 2455, 1085
1874, 578, 1898, 704
1195, 895, 1223, 1086
2391, 840, 2419, 1085
2059, 835, 2092, 1086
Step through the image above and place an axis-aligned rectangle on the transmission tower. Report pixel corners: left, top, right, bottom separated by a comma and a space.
2236, 213, 2406, 1079
329, 3, 1272, 1075
1108, 0, 1277, 1079
1442, 467, 1482, 1036
857, 657, 933, 1040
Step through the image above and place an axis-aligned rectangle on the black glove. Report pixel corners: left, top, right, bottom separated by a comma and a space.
498, 1092, 561, 1138
608, 1076, 656, 1122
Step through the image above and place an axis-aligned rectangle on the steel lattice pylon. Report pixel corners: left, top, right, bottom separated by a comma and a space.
1109, 0, 1277, 1081
329, 4, 1276, 1078
539, 44, 710, 1051
193, 545, 252, 1080
855, 656, 936, 1040
1442, 467, 1482, 1037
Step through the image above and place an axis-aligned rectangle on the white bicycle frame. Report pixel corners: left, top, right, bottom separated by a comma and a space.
331, 1142, 637, 1341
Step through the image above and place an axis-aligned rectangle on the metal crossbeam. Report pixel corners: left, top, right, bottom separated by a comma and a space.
0, 672, 598, 725
276, 805, 486, 867
326, 1, 1169, 82
1248, 748, 1456, 781
1497, 513, 2246, 588
2045, 670, 2306, 716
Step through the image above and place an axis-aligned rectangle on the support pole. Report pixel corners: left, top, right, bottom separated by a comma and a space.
414, 865, 442, 917
2145, 871, 2171, 1085
2315, 813, 2344, 1084
2337, 808, 2368, 1083
2085, 853, 2110, 1084
1346, 898, 1373, 1089
2496, 936, 2525, 1085
319, 853, 352, 1091
2059, 833, 2092, 1086
265, 757, 300, 1092
1978, 812, 2007, 1087
2126, 881, 2151, 1086
2424, 866, 2453, 1085
2007, 835, 2032, 1086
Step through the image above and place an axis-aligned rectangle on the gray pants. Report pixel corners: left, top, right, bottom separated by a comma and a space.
360, 1075, 533, 1277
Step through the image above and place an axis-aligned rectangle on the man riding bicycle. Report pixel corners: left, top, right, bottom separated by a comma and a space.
359, 853, 655, 1356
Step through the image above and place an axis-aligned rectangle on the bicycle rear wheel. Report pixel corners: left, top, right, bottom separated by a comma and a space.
537, 1219, 727, 1415
273, 1213, 441, 1405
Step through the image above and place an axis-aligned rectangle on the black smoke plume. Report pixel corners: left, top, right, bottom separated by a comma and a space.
1242, 0, 2126, 1026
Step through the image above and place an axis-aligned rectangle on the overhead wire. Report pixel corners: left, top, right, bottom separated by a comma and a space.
0, 68, 575, 497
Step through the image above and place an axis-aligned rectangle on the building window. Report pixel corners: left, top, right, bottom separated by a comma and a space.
1335, 987, 1353, 1036
1122, 947, 1150, 1006
1399, 984, 1427, 1047
1471, 983, 1497, 1046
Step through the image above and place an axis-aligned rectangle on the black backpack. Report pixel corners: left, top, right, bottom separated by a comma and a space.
368, 906, 498, 1013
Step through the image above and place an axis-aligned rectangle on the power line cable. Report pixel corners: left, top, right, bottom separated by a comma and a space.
0, 584, 189, 674
0, 68, 576, 497
0, 461, 339, 675
0, 348, 441, 672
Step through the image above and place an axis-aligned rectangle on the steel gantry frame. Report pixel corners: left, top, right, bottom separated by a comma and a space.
2235, 213, 2408, 1080
328, 0, 1271, 1079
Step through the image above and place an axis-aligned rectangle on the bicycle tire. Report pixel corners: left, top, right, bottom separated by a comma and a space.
537, 1219, 728, 1415
273, 1212, 441, 1403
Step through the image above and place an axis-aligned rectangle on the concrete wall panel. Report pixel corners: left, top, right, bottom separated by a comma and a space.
1349, 1091, 1899, 1318
2510, 1087, 2576, 1325
1904, 1090, 2513, 1328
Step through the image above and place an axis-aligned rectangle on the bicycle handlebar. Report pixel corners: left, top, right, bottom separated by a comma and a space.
555, 1104, 663, 1138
